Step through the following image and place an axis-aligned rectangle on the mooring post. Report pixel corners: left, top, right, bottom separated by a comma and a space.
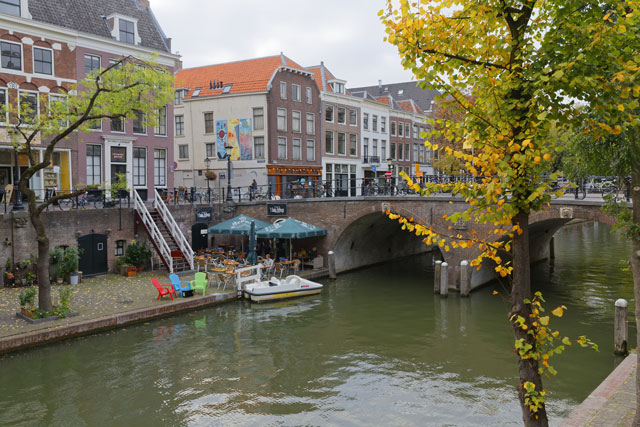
434, 260, 442, 294
328, 250, 336, 280
460, 260, 470, 297
614, 298, 628, 355
440, 262, 448, 297
549, 237, 555, 259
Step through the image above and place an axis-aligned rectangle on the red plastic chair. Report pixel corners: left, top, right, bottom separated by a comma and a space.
152, 278, 176, 300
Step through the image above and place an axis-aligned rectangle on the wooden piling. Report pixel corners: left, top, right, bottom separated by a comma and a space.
328, 251, 336, 280
434, 260, 442, 294
614, 298, 628, 355
440, 262, 448, 297
460, 260, 470, 297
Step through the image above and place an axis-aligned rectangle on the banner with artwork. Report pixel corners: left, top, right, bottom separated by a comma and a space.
216, 119, 253, 160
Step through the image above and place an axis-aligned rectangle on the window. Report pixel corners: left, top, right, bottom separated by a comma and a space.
254, 137, 264, 160
154, 149, 166, 187
175, 114, 184, 136
253, 107, 264, 130
192, 87, 201, 97
306, 112, 315, 134
86, 145, 102, 186
306, 87, 312, 104
363, 113, 369, 130
33, 47, 53, 75
280, 81, 286, 99
381, 140, 386, 161
49, 94, 68, 127
306, 139, 315, 161
292, 110, 301, 132
115, 240, 126, 257
337, 133, 346, 155
349, 134, 357, 156
398, 143, 404, 160
292, 138, 302, 160
133, 110, 146, 134
337, 107, 346, 124
84, 54, 100, 75
0, 0, 20, 16
381, 117, 386, 133
349, 109, 357, 126
110, 117, 124, 133
133, 147, 146, 187
391, 121, 396, 136
413, 124, 418, 138
325, 131, 334, 154
119, 19, 135, 44
405, 123, 410, 138
373, 139, 378, 157
406, 143, 411, 160
325, 104, 334, 122
277, 137, 287, 159
154, 107, 167, 136
204, 112, 214, 134
206, 143, 215, 159
398, 122, 404, 137
88, 119, 102, 131
222, 84, 232, 94
1, 41, 21, 70
373, 115, 378, 132
413, 143, 419, 163
292, 84, 301, 101
332, 82, 345, 94
174, 89, 185, 105
19, 91, 38, 123
398, 89, 404, 95
0, 88, 6, 122
178, 144, 189, 159
363, 138, 369, 157
277, 108, 287, 131
391, 142, 396, 160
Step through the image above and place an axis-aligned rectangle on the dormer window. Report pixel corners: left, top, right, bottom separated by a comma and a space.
119, 19, 135, 44
0, 0, 20, 17
331, 82, 345, 94
222, 84, 232, 94
192, 87, 201, 97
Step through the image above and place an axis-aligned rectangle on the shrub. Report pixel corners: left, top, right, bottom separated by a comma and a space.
18, 287, 37, 308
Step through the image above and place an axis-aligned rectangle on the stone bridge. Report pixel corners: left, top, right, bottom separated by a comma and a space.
231, 196, 615, 292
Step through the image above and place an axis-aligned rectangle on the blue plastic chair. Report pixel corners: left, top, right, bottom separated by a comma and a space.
169, 274, 190, 296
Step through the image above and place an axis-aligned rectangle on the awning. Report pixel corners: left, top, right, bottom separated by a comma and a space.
256, 217, 327, 239
207, 215, 271, 235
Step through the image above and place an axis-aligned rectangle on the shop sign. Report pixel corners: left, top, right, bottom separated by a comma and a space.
111, 147, 126, 163
195, 207, 213, 222
267, 203, 287, 217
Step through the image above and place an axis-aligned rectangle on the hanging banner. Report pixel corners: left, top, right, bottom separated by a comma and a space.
216, 121, 228, 160
238, 118, 252, 160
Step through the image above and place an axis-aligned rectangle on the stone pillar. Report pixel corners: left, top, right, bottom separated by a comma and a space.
460, 260, 470, 297
549, 237, 555, 259
440, 262, 448, 297
614, 298, 628, 355
434, 260, 442, 294
328, 250, 336, 280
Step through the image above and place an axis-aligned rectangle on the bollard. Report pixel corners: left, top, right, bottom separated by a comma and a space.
328, 251, 336, 280
434, 260, 442, 294
549, 237, 555, 259
614, 298, 628, 355
440, 262, 448, 297
460, 260, 470, 297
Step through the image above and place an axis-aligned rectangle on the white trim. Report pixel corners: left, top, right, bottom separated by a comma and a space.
32, 45, 54, 77
0, 39, 23, 72
17, 88, 39, 122
107, 14, 141, 46
0, 86, 8, 124
104, 137, 134, 194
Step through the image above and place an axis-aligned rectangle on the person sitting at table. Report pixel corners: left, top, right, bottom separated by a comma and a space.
309, 247, 318, 258
263, 254, 274, 268
299, 248, 308, 260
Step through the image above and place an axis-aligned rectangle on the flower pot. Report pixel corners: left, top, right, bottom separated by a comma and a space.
56, 277, 63, 285
69, 273, 79, 285
126, 267, 137, 277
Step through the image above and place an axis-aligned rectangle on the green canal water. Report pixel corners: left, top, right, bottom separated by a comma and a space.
0, 221, 635, 426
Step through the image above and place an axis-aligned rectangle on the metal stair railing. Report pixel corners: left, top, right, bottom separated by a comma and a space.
134, 189, 173, 273
153, 189, 195, 270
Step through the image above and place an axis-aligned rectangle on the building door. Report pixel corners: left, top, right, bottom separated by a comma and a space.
78, 233, 108, 276
191, 223, 209, 251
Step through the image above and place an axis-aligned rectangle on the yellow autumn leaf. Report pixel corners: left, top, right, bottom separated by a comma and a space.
551, 306, 565, 317
539, 316, 549, 326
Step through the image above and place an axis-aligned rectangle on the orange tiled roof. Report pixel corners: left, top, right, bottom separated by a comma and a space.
306, 66, 332, 93
375, 95, 392, 105
175, 55, 307, 98
397, 99, 425, 115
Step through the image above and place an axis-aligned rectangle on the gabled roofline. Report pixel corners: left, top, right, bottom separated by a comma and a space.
266, 65, 314, 91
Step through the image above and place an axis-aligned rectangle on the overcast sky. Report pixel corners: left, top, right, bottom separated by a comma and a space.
151, 0, 415, 88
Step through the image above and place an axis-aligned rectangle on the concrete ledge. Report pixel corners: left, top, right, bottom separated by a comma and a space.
563, 354, 637, 426
0, 291, 238, 355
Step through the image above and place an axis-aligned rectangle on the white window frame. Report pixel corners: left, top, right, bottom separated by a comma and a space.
48, 93, 68, 127
405, 123, 410, 138
306, 112, 315, 135
132, 110, 146, 135
306, 139, 315, 161
206, 143, 216, 159
18, 90, 39, 124
280, 81, 286, 99
253, 107, 264, 130
372, 115, 378, 132
349, 109, 357, 126
325, 104, 334, 123
33, 46, 54, 76
292, 110, 301, 133
292, 84, 301, 102
178, 144, 189, 160
277, 108, 287, 131
306, 87, 312, 104
337, 107, 346, 125
1, 40, 22, 72
154, 148, 167, 188
154, 106, 167, 136
86, 144, 102, 186
391, 121, 397, 136
349, 134, 357, 156
363, 113, 369, 130
292, 138, 302, 160
133, 146, 147, 187
175, 114, 184, 136
204, 111, 214, 134
325, 131, 334, 154
381, 117, 386, 133
254, 136, 265, 160
84, 53, 101, 75
110, 116, 125, 133
277, 136, 287, 160
337, 132, 346, 156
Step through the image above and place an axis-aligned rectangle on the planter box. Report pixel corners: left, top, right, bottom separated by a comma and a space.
16, 310, 79, 324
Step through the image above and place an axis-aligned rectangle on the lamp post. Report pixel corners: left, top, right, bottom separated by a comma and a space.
225, 144, 233, 202
12, 148, 24, 211
204, 157, 211, 204
386, 157, 395, 195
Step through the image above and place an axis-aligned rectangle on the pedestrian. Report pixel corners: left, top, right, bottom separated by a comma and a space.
250, 179, 258, 198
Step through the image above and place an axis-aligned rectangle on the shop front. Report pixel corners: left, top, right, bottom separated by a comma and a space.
267, 165, 322, 198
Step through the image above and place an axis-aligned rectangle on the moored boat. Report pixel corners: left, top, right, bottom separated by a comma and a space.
243, 275, 323, 303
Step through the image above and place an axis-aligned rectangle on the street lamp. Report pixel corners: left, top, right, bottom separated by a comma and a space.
225, 144, 233, 202
12, 148, 24, 211
386, 157, 395, 195
204, 157, 211, 204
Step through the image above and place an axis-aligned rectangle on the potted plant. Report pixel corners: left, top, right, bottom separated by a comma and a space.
25, 271, 36, 286
18, 287, 37, 317
205, 170, 217, 181
124, 241, 151, 272
116, 257, 136, 277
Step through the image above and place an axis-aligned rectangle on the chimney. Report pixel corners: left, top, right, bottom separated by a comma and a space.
138, 0, 150, 8
378, 79, 382, 94
209, 81, 213, 90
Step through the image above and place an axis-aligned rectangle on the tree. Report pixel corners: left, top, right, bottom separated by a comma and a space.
381, 1, 632, 425
6, 57, 173, 312
430, 97, 470, 175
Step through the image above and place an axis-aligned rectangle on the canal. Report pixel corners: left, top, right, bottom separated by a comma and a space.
0, 221, 635, 426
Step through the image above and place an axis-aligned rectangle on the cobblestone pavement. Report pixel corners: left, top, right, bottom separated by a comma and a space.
0, 271, 227, 338
564, 354, 637, 426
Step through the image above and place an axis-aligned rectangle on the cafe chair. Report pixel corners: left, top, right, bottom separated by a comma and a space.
152, 278, 175, 300
190, 272, 208, 296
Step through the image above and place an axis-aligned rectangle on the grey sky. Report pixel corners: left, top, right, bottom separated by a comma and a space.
151, 0, 415, 87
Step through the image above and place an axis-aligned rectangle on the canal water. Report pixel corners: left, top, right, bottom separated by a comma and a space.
0, 221, 635, 426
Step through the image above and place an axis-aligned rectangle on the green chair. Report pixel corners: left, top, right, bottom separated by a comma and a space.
190, 272, 208, 296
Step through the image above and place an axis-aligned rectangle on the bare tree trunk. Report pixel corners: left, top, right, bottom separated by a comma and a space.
630, 168, 640, 427
511, 211, 549, 426
19, 178, 52, 311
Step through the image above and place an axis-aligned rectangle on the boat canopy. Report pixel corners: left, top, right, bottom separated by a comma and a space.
207, 215, 271, 235
256, 217, 327, 239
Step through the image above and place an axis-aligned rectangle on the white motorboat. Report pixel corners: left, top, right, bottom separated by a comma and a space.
243, 275, 323, 303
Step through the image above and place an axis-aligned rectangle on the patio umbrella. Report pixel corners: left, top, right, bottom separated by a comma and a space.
256, 217, 327, 260
246, 221, 258, 265
207, 214, 270, 235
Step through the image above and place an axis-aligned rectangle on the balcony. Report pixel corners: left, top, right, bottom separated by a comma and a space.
362, 156, 380, 164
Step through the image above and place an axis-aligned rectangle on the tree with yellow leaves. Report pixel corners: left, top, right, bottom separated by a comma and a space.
381, 1, 637, 425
